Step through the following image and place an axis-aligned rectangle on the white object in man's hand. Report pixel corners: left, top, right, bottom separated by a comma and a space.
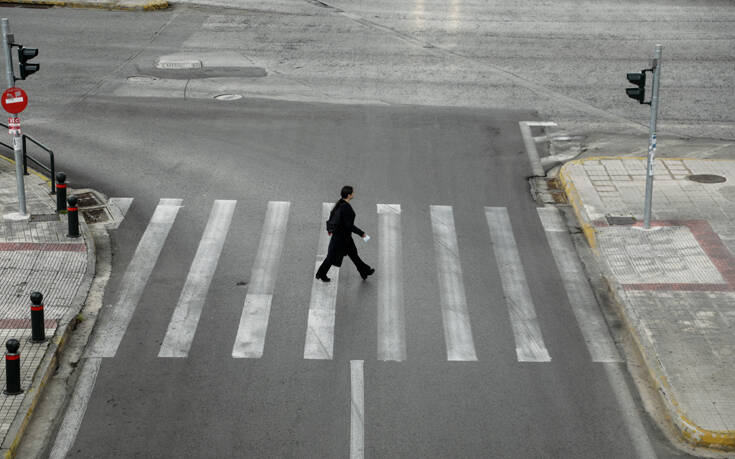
362, 234, 370, 242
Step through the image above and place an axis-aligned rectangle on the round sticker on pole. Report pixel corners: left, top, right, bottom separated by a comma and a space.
1, 87, 28, 114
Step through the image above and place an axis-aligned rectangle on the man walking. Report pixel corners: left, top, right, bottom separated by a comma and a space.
316, 186, 375, 282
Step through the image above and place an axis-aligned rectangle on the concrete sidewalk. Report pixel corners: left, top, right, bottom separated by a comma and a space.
559, 157, 735, 451
0, 157, 94, 458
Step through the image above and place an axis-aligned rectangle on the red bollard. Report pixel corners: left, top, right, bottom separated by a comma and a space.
67, 195, 80, 238
4, 339, 23, 395
30, 291, 46, 343
56, 172, 67, 213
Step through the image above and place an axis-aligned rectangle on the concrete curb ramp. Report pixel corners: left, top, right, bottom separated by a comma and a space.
559, 156, 735, 451
3, 0, 167, 11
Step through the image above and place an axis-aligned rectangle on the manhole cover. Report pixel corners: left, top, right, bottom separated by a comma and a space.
214, 94, 242, 101
606, 215, 636, 225
127, 76, 158, 82
687, 174, 726, 184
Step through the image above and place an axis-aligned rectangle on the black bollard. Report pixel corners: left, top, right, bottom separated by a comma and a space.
30, 292, 46, 343
56, 172, 67, 213
67, 195, 80, 238
4, 339, 23, 395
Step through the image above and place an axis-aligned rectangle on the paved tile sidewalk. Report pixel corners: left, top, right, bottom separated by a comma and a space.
0, 157, 94, 456
560, 157, 735, 450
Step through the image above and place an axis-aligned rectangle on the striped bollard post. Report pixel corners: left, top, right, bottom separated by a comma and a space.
30, 291, 46, 343
56, 172, 67, 213
4, 339, 23, 395
67, 195, 80, 238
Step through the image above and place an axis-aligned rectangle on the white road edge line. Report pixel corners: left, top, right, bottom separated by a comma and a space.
351, 359, 365, 459
430, 205, 478, 361
304, 203, 340, 360
485, 207, 551, 362
232, 201, 291, 358
86, 198, 183, 358
159, 200, 236, 357
48, 357, 102, 459
377, 204, 406, 361
537, 207, 621, 362
604, 363, 658, 458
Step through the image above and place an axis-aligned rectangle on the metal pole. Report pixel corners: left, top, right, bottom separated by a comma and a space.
643, 44, 662, 229
1, 18, 27, 217
1, 19, 12, 88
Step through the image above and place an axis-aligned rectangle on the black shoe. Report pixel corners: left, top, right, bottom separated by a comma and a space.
316, 273, 331, 283
360, 268, 375, 280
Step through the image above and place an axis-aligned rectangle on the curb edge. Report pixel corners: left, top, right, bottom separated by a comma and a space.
0, 222, 96, 459
559, 157, 735, 451
2, 0, 168, 10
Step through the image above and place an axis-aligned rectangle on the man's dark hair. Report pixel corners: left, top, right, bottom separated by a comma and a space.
340, 186, 354, 199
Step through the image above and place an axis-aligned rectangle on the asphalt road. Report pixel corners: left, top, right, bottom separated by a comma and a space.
4, 1, 727, 457
58, 98, 665, 458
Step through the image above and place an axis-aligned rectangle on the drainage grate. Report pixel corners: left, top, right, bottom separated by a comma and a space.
687, 174, 726, 184
74, 192, 102, 208
81, 208, 110, 224
546, 178, 568, 204
606, 215, 636, 225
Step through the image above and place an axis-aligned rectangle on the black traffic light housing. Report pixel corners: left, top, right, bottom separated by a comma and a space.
626, 71, 650, 105
17, 46, 39, 80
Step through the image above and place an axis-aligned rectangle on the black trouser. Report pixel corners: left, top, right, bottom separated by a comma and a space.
317, 243, 371, 277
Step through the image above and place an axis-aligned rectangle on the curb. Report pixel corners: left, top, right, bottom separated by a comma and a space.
0, 156, 98, 458
558, 156, 735, 451
3, 0, 168, 10
557, 162, 597, 249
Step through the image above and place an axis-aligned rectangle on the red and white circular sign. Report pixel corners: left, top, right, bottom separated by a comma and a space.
1, 87, 28, 114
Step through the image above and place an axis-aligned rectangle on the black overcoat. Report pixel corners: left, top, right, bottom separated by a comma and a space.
326, 200, 364, 267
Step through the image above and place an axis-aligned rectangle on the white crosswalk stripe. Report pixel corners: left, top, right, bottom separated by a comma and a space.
377, 204, 407, 361
86, 199, 182, 358
485, 207, 551, 362
232, 201, 291, 358
159, 200, 236, 358
304, 203, 340, 360
430, 205, 478, 361
101, 198, 620, 364
537, 207, 621, 362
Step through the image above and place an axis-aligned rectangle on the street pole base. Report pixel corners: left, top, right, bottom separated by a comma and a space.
3, 388, 23, 396
3, 212, 30, 221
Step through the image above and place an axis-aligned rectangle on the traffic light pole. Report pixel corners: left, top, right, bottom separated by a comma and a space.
1, 18, 27, 219
643, 44, 662, 229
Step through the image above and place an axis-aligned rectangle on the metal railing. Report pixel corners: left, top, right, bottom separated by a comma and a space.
0, 121, 56, 194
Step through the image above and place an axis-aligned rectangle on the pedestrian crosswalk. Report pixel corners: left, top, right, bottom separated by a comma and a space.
89, 198, 620, 363
233, 201, 290, 358
159, 200, 236, 358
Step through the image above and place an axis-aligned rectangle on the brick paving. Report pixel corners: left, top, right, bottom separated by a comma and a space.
560, 157, 735, 449
0, 157, 91, 449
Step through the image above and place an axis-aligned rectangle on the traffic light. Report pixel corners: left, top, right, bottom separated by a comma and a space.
626, 72, 647, 104
17, 46, 39, 80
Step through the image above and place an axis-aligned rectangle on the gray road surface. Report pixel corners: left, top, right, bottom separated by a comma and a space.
4, 1, 725, 456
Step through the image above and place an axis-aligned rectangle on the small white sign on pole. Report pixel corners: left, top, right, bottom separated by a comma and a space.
7, 116, 21, 135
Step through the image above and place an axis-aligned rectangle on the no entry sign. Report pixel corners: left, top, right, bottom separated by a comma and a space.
1, 87, 28, 114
